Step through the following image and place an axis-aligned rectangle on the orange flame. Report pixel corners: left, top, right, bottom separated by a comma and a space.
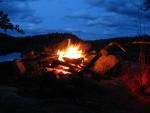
46, 39, 86, 76
57, 39, 85, 61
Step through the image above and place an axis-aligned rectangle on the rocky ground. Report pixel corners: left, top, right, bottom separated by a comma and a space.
1, 59, 150, 113
0, 77, 149, 113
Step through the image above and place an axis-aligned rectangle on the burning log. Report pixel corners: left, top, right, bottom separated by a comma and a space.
49, 59, 82, 69
63, 57, 84, 65
45, 59, 84, 76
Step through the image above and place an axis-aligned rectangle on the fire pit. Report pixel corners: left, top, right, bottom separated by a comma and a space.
45, 39, 87, 78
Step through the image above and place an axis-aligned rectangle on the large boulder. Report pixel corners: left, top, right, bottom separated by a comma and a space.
91, 49, 119, 75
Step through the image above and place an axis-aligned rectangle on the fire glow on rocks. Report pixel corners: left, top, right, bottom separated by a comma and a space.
121, 41, 150, 97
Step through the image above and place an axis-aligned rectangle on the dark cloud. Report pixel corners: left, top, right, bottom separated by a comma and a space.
2, 0, 39, 2
63, 27, 100, 35
0, 0, 42, 26
86, 0, 104, 7
86, 13, 138, 28
66, 12, 97, 20
86, 0, 150, 20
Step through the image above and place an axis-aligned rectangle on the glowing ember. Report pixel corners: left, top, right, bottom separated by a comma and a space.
54, 68, 71, 75
140, 70, 149, 87
45, 67, 71, 75
57, 65, 70, 70
57, 39, 85, 62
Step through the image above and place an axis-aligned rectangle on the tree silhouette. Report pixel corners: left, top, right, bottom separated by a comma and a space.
143, 0, 150, 10
0, 11, 24, 34
0, 0, 24, 34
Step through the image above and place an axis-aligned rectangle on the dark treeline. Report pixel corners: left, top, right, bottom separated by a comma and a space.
88, 35, 150, 61
88, 35, 150, 51
0, 32, 82, 55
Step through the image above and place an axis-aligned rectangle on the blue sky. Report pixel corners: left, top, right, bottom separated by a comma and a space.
0, 0, 150, 40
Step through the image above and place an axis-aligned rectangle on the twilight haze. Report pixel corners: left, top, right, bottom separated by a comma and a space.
0, 0, 150, 40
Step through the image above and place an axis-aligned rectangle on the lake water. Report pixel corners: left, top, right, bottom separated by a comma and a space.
0, 52, 21, 62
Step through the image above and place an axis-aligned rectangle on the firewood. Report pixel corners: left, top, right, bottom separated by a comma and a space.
63, 57, 84, 65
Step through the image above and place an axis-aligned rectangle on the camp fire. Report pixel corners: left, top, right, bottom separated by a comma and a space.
46, 39, 86, 77
57, 39, 85, 61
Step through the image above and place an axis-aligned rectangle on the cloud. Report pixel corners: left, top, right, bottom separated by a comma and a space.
2, 0, 39, 2
66, 11, 97, 20
64, 27, 94, 34
64, 0, 150, 38
86, 12, 137, 28
0, 0, 42, 27
86, 0, 150, 20
30, 27, 101, 37
20, 27, 102, 39
1, 0, 150, 39
63, 27, 105, 39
